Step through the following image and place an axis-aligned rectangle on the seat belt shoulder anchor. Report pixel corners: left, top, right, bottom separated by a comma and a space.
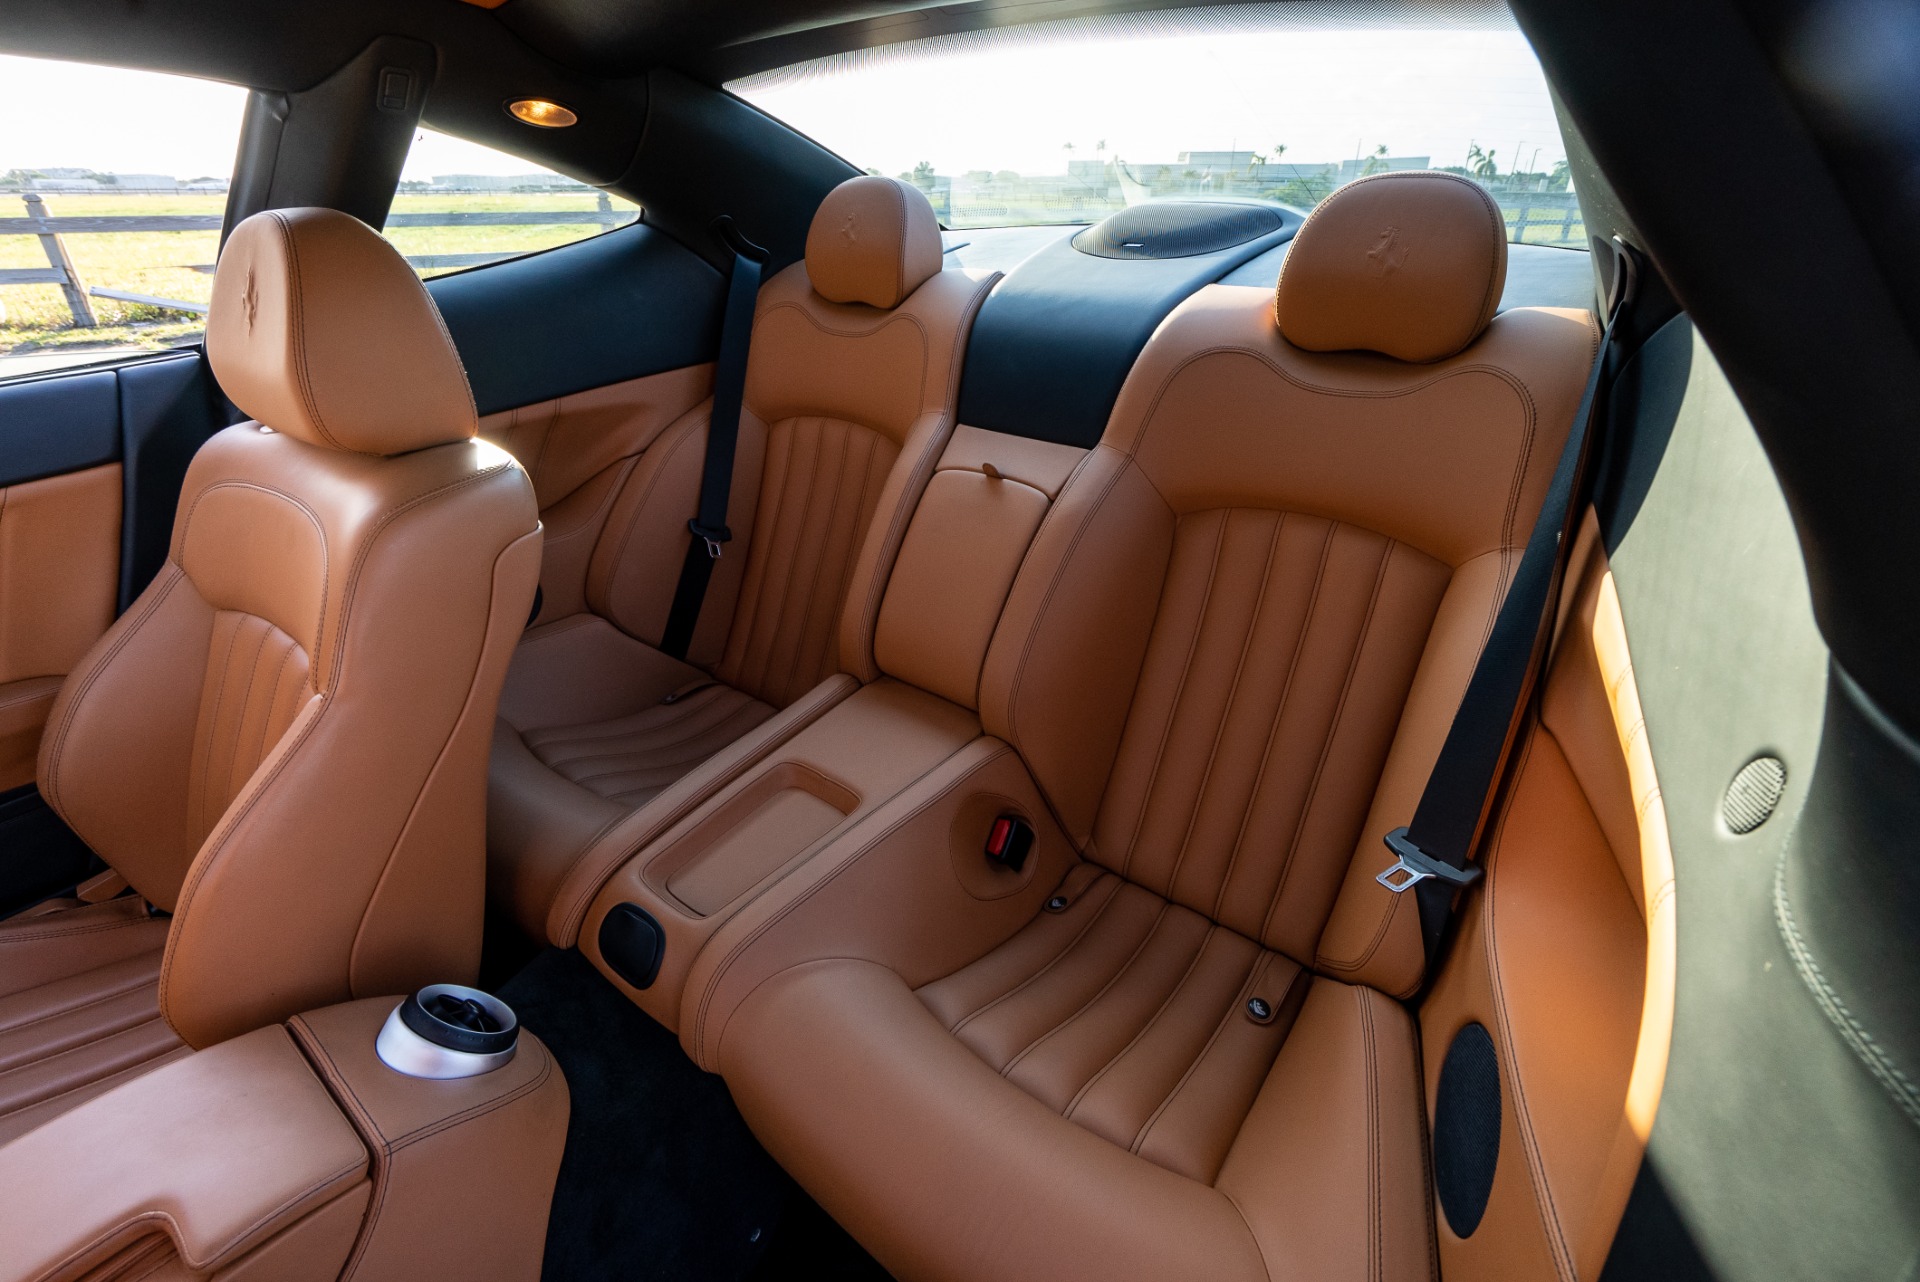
1376, 826, 1483, 893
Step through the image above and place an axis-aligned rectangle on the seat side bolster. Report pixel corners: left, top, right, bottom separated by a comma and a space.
1217, 979, 1437, 1282
978, 448, 1176, 847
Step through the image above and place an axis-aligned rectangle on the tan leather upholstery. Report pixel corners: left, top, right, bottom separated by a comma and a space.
207, 208, 477, 456
290, 999, 569, 1282
486, 176, 998, 942
0, 1023, 370, 1282
0, 1000, 571, 1282
1276, 170, 1508, 363
802, 175, 945, 310
1419, 514, 1675, 1282
0, 463, 121, 789
14, 208, 540, 1064
686, 174, 1595, 1281
478, 364, 714, 625
0, 898, 185, 1146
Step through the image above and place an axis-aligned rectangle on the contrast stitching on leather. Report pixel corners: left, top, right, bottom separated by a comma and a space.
718, 415, 805, 689
1061, 920, 1225, 1123
0, 968, 160, 1039
594, 409, 709, 631
995, 897, 1176, 1079
0, 682, 59, 713
1775, 852, 1920, 1130
1115, 511, 1228, 883
1210, 516, 1333, 922
754, 303, 931, 404
1161, 513, 1287, 900
999, 451, 1136, 811
1128, 950, 1276, 1161
270, 212, 344, 455
1359, 986, 1383, 1282
548, 674, 857, 945
38, 564, 188, 826
943, 874, 1125, 1036
774, 421, 863, 703
346, 526, 539, 991
1478, 731, 1580, 1282
175, 479, 329, 652
1259, 536, 1394, 947
693, 742, 1011, 1055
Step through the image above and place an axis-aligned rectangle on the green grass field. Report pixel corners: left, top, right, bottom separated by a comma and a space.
0, 190, 638, 355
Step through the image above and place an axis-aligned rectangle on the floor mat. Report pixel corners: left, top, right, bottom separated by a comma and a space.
498, 947, 893, 1281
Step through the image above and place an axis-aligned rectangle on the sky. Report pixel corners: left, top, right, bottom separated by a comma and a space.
1, 18, 1565, 184
734, 26, 1566, 179
0, 53, 550, 179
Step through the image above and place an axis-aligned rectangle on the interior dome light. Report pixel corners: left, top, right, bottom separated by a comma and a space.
507, 98, 577, 128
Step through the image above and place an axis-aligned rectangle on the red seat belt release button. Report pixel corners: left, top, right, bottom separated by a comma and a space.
985, 815, 1035, 873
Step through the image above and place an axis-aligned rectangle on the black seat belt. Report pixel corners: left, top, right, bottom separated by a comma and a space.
1376, 237, 1640, 968
660, 217, 769, 660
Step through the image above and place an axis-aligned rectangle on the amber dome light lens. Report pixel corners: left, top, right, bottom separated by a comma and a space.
507, 98, 577, 128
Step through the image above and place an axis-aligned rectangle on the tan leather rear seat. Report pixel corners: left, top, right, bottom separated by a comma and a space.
487, 177, 999, 942
677, 172, 1598, 1281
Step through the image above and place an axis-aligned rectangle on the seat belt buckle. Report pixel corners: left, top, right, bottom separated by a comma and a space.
1376, 826, 1484, 893
688, 519, 732, 559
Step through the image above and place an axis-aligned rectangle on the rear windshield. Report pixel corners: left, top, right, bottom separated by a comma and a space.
729, 2, 1582, 250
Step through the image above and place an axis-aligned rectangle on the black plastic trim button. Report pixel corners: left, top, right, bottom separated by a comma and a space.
1246, 997, 1276, 1025
985, 815, 1035, 872
599, 902, 666, 990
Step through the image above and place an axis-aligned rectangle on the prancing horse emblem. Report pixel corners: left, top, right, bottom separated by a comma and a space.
840, 211, 859, 245
1367, 225, 1409, 274
242, 268, 259, 333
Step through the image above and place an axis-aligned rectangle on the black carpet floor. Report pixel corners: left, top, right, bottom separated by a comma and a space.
497, 948, 892, 1282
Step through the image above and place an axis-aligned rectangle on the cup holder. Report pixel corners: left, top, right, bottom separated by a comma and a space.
375, 983, 519, 1079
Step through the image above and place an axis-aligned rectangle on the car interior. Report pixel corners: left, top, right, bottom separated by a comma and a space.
0, 0, 1916, 1279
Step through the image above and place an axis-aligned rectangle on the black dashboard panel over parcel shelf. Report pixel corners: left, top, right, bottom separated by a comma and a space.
0, 351, 226, 610
956, 205, 1300, 448
428, 221, 727, 417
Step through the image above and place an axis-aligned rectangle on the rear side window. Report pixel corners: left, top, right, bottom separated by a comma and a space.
0, 54, 244, 379
386, 129, 640, 278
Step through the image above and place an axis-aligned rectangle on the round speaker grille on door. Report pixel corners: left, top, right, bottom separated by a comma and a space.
1434, 1022, 1501, 1238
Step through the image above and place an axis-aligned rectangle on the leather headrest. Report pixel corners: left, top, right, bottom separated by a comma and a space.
1275, 172, 1508, 363
208, 208, 476, 455
804, 176, 944, 310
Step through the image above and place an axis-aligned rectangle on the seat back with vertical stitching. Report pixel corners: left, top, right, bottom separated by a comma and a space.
36, 209, 540, 1048
980, 172, 1599, 997
584, 177, 997, 708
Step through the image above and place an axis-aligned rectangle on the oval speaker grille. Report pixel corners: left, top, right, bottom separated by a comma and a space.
1072, 201, 1283, 260
1434, 1022, 1501, 1238
1723, 755, 1787, 834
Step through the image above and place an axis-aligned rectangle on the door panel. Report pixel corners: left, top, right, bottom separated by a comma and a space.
1420, 513, 1677, 1282
0, 351, 226, 907
0, 463, 121, 790
478, 364, 715, 626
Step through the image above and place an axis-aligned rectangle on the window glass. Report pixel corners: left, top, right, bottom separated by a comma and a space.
730, 5, 1582, 249
0, 55, 244, 378
387, 129, 639, 278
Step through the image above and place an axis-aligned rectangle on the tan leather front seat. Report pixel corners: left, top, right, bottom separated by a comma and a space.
0, 208, 540, 1142
692, 173, 1598, 1281
486, 176, 998, 945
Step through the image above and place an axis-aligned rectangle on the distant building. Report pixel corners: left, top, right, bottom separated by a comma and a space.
431, 173, 588, 191
1332, 155, 1431, 183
